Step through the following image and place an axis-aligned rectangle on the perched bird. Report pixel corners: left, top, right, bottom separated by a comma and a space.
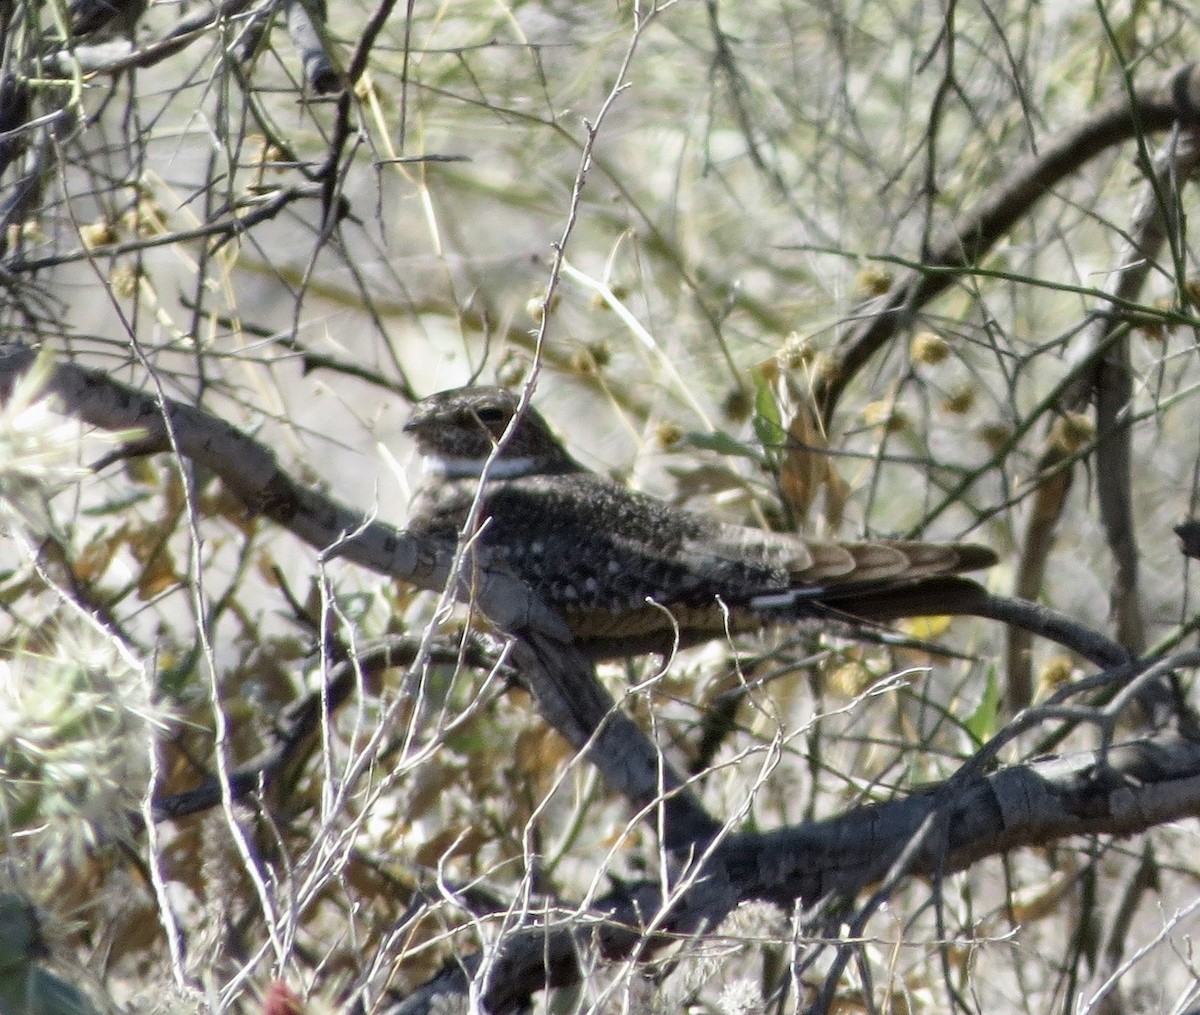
67, 0, 146, 39
404, 386, 996, 657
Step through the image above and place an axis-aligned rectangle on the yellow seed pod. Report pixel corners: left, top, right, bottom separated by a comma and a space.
80, 217, 117, 249
587, 340, 612, 369
855, 266, 894, 297
8, 220, 44, 248
863, 400, 908, 434
828, 659, 873, 697
940, 384, 976, 415
656, 421, 684, 449
1137, 296, 1173, 343
570, 347, 598, 375
910, 330, 950, 365
778, 332, 815, 371
111, 264, 139, 298
722, 386, 753, 423
1034, 656, 1075, 702
525, 289, 560, 323
1049, 411, 1095, 455
494, 352, 528, 389
1137, 319, 1166, 344
131, 198, 166, 238
976, 422, 1013, 454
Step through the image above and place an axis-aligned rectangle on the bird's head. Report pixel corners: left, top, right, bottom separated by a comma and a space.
404, 386, 582, 478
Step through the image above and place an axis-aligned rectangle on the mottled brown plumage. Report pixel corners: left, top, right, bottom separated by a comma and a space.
405, 386, 996, 655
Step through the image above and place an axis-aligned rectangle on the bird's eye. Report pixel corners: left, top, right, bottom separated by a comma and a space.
473, 406, 509, 425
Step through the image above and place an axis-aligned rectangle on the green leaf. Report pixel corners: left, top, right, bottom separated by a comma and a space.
751, 369, 784, 450
963, 667, 1001, 746
681, 430, 763, 461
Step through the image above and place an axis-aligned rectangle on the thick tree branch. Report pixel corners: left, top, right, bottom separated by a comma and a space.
383, 727, 1200, 1014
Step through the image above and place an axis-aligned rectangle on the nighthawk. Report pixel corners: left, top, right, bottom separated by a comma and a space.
404, 386, 997, 656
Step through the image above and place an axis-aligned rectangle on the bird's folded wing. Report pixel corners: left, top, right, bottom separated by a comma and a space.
681, 525, 996, 602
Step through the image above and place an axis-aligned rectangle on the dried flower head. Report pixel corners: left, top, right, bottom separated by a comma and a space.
0, 350, 139, 536
1, 625, 170, 874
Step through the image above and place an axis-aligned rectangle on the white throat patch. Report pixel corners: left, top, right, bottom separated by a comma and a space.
426, 455, 541, 479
